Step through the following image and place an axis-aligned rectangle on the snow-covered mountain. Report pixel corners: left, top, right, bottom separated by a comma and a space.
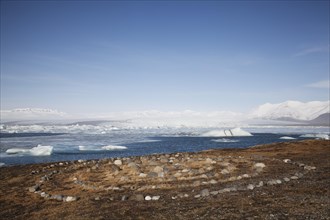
250, 101, 330, 121
0, 108, 69, 121
1, 100, 329, 127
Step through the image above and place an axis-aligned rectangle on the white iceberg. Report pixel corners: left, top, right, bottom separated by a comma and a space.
279, 136, 296, 140
300, 134, 329, 140
78, 145, 127, 151
6, 145, 53, 156
211, 138, 239, 143
201, 128, 252, 137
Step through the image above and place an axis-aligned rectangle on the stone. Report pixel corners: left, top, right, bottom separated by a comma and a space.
209, 179, 218, 184
65, 196, 78, 202
128, 162, 139, 169
283, 159, 291, 163
114, 159, 122, 166
283, 177, 290, 182
200, 189, 210, 197
95, 197, 100, 201
153, 166, 163, 173
221, 169, 230, 175
298, 163, 305, 167
247, 184, 255, 190
147, 172, 158, 178
121, 195, 129, 201
28, 185, 40, 193
257, 181, 264, 187
304, 165, 316, 171
145, 196, 152, 201
267, 180, 277, 185
139, 173, 147, 178
291, 176, 299, 180
194, 194, 201, 198
242, 174, 250, 178
174, 172, 182, 178
134, 194, 145, 201
52, 195, 64, 201
160, 158, 168, 163
276, 179, 282, 184
193, 180, 201, 187
254, 163, 266, 168
210, 191, 219, 195
152, 196, 160, 201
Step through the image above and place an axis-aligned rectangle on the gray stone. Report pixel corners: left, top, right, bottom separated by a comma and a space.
210, 191, 219, 195
291, 176, 299, 180
267, 180, 278, 185
65, 196, 78, 202
304, 165, 316, 171
28, 185, 40, 193
133, 194, 145, 201
247, 184, 255, 190
147, 172, 158, 178
152, 196, 160, 201
128, 162, 139, 169
114, 159, 122, 166
283, 177, 290, 182
121, 195, 129, 201
257, 181, 264, 187
200, 189, 210, 197
52, 195, 64, 201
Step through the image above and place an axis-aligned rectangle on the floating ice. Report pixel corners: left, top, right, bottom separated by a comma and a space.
300, 134, 329, 140
279, 136, 296, 140
101, 145, 127, 150
201, 128, 252, 137
78, 145, 127, 151
6, 145, 53, 156
211, 138, 239, 143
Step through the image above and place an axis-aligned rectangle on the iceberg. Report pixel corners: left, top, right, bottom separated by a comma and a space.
6, 145, 53, 156
78, 145, 127, 151
300, 134, 329, 140
201, 128, 252, 137
211, 138, 239, 143
101, 145, 127, 150
279, 136, 296, 140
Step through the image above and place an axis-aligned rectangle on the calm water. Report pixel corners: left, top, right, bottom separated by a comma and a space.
0, 131, 313, 166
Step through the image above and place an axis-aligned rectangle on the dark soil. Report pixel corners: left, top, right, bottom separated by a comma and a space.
0, 140, 329, 220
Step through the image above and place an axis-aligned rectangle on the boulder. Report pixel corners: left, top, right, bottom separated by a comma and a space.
200, 189, 210, 197
114, 159, 122, 166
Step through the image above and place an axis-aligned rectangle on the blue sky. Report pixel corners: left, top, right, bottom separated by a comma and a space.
1, 1, 329, 114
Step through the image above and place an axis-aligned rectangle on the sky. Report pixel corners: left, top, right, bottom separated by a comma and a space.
1, 0, 329, 115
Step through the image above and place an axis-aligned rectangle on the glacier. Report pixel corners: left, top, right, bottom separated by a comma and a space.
201, 128, 253, 137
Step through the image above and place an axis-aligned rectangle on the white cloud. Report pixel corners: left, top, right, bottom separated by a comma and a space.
293, 46, 329, 57
306, 80, 330, 89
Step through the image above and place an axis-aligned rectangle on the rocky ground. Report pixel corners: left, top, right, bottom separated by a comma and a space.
0, 139, 329, 219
